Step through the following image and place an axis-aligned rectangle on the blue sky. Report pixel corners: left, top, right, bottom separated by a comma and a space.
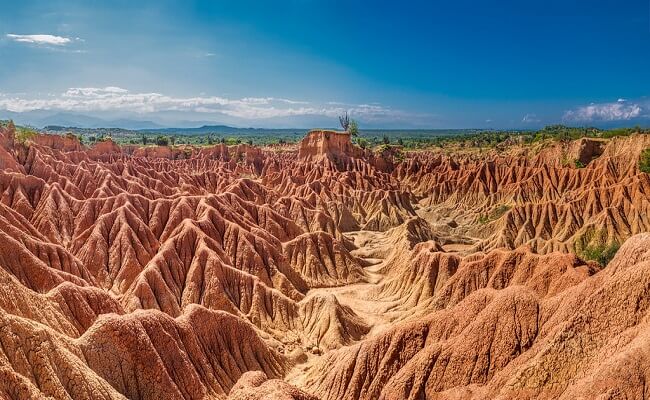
0, 0, 649, 128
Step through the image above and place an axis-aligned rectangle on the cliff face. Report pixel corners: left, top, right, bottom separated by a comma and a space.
298, 129, 398, 173
298, 130, 360, 159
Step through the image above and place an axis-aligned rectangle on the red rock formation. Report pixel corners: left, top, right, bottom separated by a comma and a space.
298, 130, 361, 160
228, 371, 317, 400
0, 129, 649, 399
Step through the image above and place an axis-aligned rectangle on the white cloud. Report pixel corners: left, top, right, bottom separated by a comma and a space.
522, 113, 540, 123
563, 99, 643, 122
0, 87, 403, 121
6, 34, 73, 46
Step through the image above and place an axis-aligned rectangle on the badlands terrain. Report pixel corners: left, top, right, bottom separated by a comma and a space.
1, 124, 650, 400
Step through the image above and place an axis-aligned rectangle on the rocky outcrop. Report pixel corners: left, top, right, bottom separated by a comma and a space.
298, 130, 362, 161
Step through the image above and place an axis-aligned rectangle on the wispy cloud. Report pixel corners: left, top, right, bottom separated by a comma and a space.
0, 86, 408, 121
563, 98, 644, 122
522, 113, 540, 123
6, 34, 74, 46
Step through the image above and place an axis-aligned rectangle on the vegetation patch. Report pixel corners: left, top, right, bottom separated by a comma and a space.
16, 126, 37, 144
580, 242, 620, 266
575, 228, 620, 266
573, 159, 586, 168
640, 148, 650, 173
478, 204, 511, 224
355, 137, 369, 149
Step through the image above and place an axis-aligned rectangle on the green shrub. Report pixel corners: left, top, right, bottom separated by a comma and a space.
348, 120, 359, 137
492, 204, 511, 218
356, 137, 369, 149
574, 159, 586, 168
478, 204, 511, 224
580, 242, 620, 266
16, 127, 37, 144
640, 148, 650, 173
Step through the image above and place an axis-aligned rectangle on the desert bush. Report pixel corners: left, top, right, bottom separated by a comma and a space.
356, 137, 369, 149
574, 159, 586, 168
580, 242, 620, 266
640, 148, 650, 173
348, 120, 359, 137
16, 127, 37, 144
478, 204, 511, 224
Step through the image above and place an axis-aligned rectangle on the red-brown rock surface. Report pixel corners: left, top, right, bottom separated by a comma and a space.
1, 124, 649, 399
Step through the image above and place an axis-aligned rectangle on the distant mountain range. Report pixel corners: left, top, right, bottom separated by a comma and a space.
2, 110, 648, 131
0, 110, 345, 130
43, 124, 318, 136
0, 111, 169, 130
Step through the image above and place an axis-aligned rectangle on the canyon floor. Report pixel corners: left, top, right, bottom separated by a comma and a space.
1, 126, 650, 400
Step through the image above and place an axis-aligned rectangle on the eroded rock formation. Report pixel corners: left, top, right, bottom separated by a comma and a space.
1, 124, 649, 399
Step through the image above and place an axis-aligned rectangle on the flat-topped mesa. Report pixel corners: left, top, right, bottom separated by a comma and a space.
298, 129, 363, 160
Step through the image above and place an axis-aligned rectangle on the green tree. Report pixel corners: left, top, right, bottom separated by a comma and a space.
382, 134, 390, 145
348, 120, 359, 137
357, 137, 369, 149
155, 135, 169, 146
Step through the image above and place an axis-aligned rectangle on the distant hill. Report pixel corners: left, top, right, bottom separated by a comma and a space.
0, 111, 165, 130
141, 125, 274, 135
